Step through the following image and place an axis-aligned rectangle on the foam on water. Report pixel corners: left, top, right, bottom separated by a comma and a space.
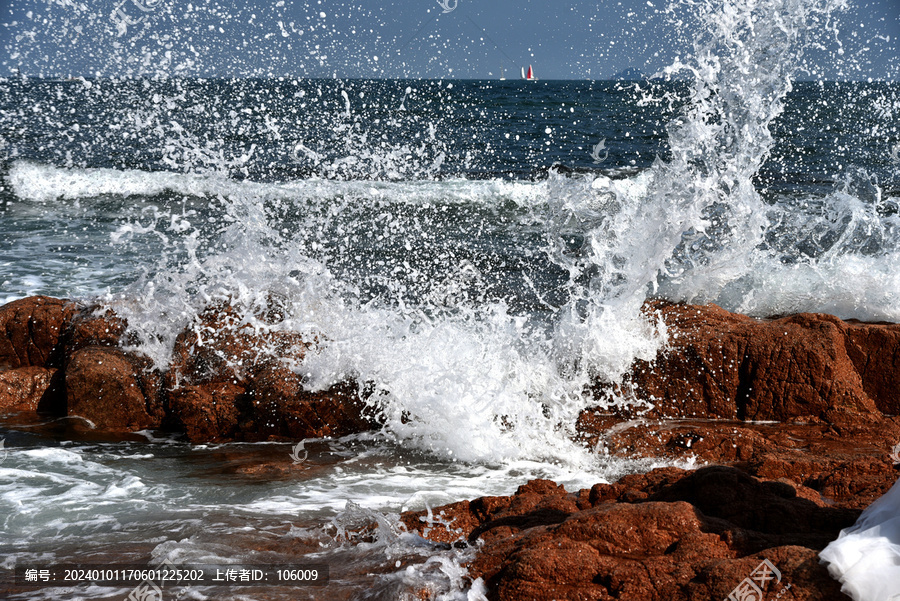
0, 435, 692, 599
4, 0, 890, 472
8, 160, 545, 208
2, 0, 898, 596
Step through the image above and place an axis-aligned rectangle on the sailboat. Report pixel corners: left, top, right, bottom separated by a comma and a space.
521, 65, 537, 81
499, 65, 506, 81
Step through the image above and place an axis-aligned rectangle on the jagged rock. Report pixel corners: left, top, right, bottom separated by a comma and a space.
595, 301, 899, 423
844, 321, 900, 415
247, 365, 374, 441
166, 381, 245, 442
577, 414, 900, 510
164, 303, 375, 442
65, 346, 164, 431
0, 297, 376, 441
62, 305, 128, 357
0, 296, 77, 369
165, 302, 309, 388
403, 467, 859, 601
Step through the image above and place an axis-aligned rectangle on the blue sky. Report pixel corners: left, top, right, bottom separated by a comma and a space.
1, 0, 898, 79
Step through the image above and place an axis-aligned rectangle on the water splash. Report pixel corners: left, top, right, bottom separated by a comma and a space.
326, 501, 488, 600
647, 0, 900, 321
5, 0, 893, 470
542, 0, 860, 397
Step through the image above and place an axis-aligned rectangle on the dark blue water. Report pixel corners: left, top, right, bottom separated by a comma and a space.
2, 78, 898, 312
1, 16, 899, 601
3, 78, 895, 186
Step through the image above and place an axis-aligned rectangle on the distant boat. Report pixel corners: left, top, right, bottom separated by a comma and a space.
499, 65, 506, 81
521, 65, 537, 81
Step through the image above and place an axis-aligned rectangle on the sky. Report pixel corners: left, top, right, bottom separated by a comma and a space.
1, 0, 898, 80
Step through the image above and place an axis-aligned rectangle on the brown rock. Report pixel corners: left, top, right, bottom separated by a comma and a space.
167, 369, 375, 444
166, 382, 245, 442
63, 305, 128, 356
576, 414, 900, 510
166, 302, 309, 389
0, 296, 77, 369
586, 468, 695, 506
404, 467, 855, 601
247, 365, 374, 441
163, 303, 375, 442
599, 302, 896, 423
844, 321, 900, 415
66, 346, 164, 431
575, 302, 900, 519
0, 366, 59, 412
645, 466, 858, 546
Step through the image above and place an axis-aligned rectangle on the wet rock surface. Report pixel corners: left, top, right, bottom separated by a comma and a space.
403, 464, 878, 600
596, 301, 899, 422
0, 295, 78, 370
0, 366, 59, 413
0, 296, 376, 442
397, 301, 900, 600
3, 296, 900, 599
65, 346, 165, 432
163, 302, 375, 442
576, 415, 900, 511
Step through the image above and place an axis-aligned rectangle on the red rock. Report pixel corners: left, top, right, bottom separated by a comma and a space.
404, 467, 857, 601
586, 468, 693, 506
395, 300, 900, 599
0, 296, 77, 369
63, 305, 128, 356
576, 414, 900, 510
0, 366, 59, 412
0, 297, 376, 442
166, 382, 245, 442
844, 321, 900, 415
164, 303, 375, 442
167, 369, 375, 443
66, 346, 164, 431
247, 365, 374, 441
599, 302, 895, 423
166, 302, 309, 388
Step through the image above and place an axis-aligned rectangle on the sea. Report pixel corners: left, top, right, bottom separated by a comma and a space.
1, 0, 898, 598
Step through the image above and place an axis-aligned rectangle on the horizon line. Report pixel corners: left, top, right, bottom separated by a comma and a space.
2, 74, 897, 84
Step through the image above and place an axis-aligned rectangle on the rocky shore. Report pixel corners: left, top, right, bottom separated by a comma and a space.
0, 295, 375, 441
2, 296, 897, 600
400, 302, 900, 600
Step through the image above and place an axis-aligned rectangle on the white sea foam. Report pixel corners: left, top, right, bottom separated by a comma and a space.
5, 0, 894, 598
8, 160, 544, 208
9, 2, 892, 474
821, 476, 900, 601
